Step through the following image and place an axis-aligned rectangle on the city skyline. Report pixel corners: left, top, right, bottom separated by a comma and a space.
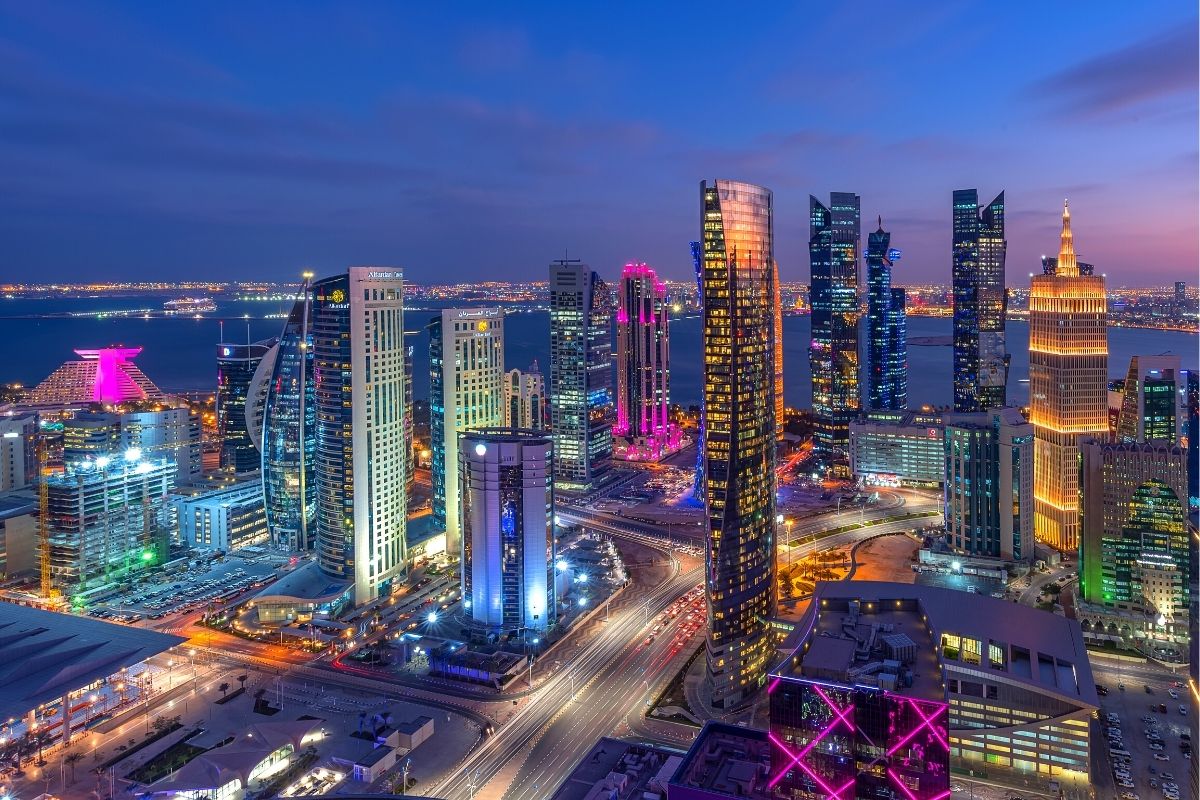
0, 3, 1195, 285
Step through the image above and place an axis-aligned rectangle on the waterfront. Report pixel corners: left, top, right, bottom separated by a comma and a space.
1, 295, 1195, 408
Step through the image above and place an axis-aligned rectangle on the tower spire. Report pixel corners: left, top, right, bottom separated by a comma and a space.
1057, 199, 1078, 277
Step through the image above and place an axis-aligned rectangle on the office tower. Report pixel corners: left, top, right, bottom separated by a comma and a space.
63, 408, 200, 485
430, 308, 504, 559
615, 262, 679, 461
46, 455, 175, 592
26, 347, 163, 406
312, 267, 408, 606
548, 260, 613, 490
700, 179, 777, 708
1187, 370, 1198, 507
944, 408, 1034, 561
809, 192, 861, 457
849, 410, 946, 487
217, 340, 273, 472
1175, 281, 1187, 303
1079, 440, 1189, 640
865, 218, 907, 410
691, 240, 706, 502
773, 261, 784, 441
262, 288, 316, 550
952, 189, 1009, 412
460, 428, 555, 633
769, 583, 1096, 799
1115, 354, 1187, 445
177, 480, 269, 552
0, 413, 37, 491
403, 330, 416, 506
1029, 202, 1108, 552
503, 362, 545, 430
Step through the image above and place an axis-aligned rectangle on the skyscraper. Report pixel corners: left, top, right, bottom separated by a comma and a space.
615, 262, 679, 461
809, 192, 861, 457
1115, 354, 1187, 445
1029, 202, 1108, 552
460, 428, 556, 634
430, 307, 504, 559
773, 261, 784, 441
503, 362, 545, 430
217, 339, 273, 472
700, 179, 777, 708
952, 189, 1009, 412
1079, 439, 1189, 641
262, 285, 316, 551
865, 218, 907, 410
944, 408, 1034, 561
548, 260, 613, 490
312, 267, 408, 606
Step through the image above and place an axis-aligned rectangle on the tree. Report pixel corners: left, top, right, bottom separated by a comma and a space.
64, 751, 85, 784
237, 674, 248, 691
219, 682, 230, 697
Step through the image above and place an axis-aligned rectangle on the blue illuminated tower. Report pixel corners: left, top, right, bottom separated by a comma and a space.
865, 218, 907, 410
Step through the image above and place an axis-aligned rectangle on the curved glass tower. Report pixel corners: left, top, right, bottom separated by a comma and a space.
262, 284, 316, 550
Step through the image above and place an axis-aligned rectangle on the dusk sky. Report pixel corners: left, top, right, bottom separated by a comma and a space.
1, 1, 1196, 287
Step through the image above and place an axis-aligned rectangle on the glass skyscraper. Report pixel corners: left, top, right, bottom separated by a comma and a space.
952, 189, 1009, 412
865, 218, 907, 411
312, 267, 408, 606
548, 260, 613, 490
615, 262, 679, 461
217, 339, 273, 472
262, 286, 316, 551
700, 179, 777, 708
809, 192, 861, 457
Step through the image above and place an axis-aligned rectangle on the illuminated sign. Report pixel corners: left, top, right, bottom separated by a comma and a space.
887, 248, 902, 262
366, 271, 401, 280
330, 289, 346, 304
477, 321, 489, 332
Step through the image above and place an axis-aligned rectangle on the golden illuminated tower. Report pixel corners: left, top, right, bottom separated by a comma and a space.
1029, 201, 1108, 552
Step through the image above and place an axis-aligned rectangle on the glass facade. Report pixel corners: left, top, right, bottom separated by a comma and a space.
615, 263, 679, 461
1115, 355, 1186, 445
700, 179, 777, 708
217, 340, 273, 472
865, 219, 907, 411
262, 291, 316, 550
548, 261, 613, 490
809, 192, 861, 456
952, 189, 1009, 413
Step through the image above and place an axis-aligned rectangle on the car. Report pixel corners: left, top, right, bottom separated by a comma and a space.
1154, 753, 1170, 761
1116, 780, 1135, 789
1159, 703, 1167, 713
1119, 683, 1126, 690
1150, 780, 1160, 790
1097, 685, 1109, 695
1168, 689, 1179, 699
1149, 743, 1164, 751
1146, 684, 1154, 693
1164, 792, 1179, 800
1160, 773, 1174, 782
1178, 705, 1187, 715
1181, 733, 1191, 742
1118, 793, 1138, 800
1141, 715, 1155, 723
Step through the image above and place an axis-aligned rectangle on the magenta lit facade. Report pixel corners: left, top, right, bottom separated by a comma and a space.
615, 262, 680, 461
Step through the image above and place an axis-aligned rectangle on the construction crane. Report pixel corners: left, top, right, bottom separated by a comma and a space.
37, 437, 61, 601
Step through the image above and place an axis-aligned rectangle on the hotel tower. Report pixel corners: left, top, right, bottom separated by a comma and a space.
615, 262, 679, 460
1029, 202, 1107, 552
700, 179, 777, 708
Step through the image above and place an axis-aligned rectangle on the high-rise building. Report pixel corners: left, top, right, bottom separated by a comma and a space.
0, 413, 37, 492
865, 218, 907, 411
430, 308, 504, 560
1115, 354, 1187, 445
26, 347, 163, 406
460, 428, 555, 634
312, 267, 408, 606
1174, 281, 1187, 303
769, 582, 1096, 799
700, 179, 777, 708
849, 410, 946, 487
548, 260, 613, 490
614, 262, 680, 461
952, 189, 1009, 412
262, 287, 316, 550
46, 455, 175, 592
503, 362, 545, 430
63, 407, 201, 486
773, 261, 784, 442
809, 192, 861, 457
1079, 439, 1189, 640
690, 240, 706, 503
943, 408, 1034, 561
1187, 369, 1198, 508
1029, 202, 1108, 552
217, 340, 274, 472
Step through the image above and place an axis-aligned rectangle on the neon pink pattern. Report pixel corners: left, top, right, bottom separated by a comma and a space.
886, 696, 949, 756
768, 685, 855, 789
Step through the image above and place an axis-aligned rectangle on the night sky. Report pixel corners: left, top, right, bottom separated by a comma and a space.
1, 1, 1196, 286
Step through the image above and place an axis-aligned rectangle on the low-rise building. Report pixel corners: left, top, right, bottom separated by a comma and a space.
667, 721, 772, 799
175, 478, 269, 552
849, 411, 945, 487
768, 582, 1096, 798
0, 413, 37, 491
0, 487, 37, 578
551, 737, 681, 800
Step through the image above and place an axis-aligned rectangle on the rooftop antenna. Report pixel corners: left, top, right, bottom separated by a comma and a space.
219, 319, 224, 344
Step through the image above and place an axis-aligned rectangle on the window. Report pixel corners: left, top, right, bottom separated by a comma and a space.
989, 641, 1006, 669
962, 637, 982, 666
941, 633, 961, 660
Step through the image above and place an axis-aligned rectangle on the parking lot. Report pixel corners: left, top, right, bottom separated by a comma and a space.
88, 555, 280, 621
1093, 657, 1193, 800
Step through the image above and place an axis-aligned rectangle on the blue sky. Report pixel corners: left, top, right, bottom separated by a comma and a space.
0, 1, 1195, 286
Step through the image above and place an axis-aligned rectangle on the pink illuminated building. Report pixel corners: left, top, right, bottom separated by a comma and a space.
614, 262, 681, 461
26, 346, 163, 407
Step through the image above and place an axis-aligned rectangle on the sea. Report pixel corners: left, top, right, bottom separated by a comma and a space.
1, 295, 1196, 409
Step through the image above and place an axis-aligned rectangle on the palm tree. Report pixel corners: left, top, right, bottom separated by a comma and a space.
64, 751, 84, 784
237, 674, 248, 691
219, 682, 230, 697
